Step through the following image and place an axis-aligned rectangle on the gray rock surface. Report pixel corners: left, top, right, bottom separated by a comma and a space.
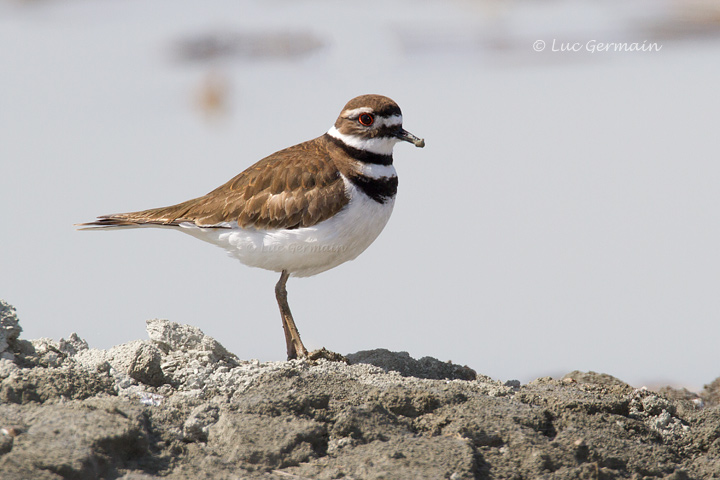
347, 348, 478, 381
0, 301, 22, 361
0, 299, 719, 479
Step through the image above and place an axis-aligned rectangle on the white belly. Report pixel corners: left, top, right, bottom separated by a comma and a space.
178, 181, 395, 277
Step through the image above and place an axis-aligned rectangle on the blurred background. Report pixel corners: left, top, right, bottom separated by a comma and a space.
2, 0, 719, 389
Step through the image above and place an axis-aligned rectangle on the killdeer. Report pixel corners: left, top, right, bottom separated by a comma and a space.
78, 94, 424, 360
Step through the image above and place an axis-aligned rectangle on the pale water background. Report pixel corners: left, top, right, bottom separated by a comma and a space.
2, 0, 719, 389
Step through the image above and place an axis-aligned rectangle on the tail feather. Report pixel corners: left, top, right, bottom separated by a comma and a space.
76, 196, 233, 230
75, 205, 192, 228
75, 215, 169, 230
76, 207, 233, 230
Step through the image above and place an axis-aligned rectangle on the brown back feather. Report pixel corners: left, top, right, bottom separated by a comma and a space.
82, 136, 350, 230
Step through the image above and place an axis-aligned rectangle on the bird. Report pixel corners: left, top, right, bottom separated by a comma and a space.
77, 94, 425, 360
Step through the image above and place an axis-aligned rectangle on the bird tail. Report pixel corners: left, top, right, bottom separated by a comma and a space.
75, 195, 234, 230
74, 205, 189, 230
75, 214, 170, 230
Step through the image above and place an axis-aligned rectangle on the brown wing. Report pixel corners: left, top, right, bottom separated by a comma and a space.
78, 138, 350, 230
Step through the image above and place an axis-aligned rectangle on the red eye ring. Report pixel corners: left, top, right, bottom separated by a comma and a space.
358, 113, 374, 126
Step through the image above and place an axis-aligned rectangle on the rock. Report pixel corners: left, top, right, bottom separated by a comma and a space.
0, 433, 13, 455
146, 318, 237, 364
127, 343, 165, 387
292, 435, 478, 480
0, 301, 21, 360
57, 333, 89, 356
183, 404, 219, 442
563, 370, 630, 387
0, 358, 20, 380
118, 474, 160, 480
0, 366, 116, 404
347, 348, 477, 380
208, 412, 327, 470
0, 299, 719, 480
701, 377, 720, 406
0, 398, 149, 479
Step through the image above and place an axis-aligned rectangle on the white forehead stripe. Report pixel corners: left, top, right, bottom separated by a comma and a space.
327, 126, 399, 156
378, 114, 403, 127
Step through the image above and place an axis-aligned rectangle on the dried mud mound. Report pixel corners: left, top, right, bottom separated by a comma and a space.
0, 299, 719, 479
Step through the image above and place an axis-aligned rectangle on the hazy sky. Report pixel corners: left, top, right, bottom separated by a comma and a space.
2, 0, 719, 389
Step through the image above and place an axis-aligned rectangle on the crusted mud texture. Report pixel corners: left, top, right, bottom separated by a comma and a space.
0, 299, 719, 479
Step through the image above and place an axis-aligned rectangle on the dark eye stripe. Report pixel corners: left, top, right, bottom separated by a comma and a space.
376, 105, 402, 117
375, 125, 402, 137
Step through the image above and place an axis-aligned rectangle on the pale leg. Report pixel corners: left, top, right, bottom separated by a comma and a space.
275, 270, 308, 360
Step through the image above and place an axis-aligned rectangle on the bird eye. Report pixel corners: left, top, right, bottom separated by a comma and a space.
358, 113, 374, 126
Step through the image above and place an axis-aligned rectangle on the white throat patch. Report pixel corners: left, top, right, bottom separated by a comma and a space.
327, 126, 399, 156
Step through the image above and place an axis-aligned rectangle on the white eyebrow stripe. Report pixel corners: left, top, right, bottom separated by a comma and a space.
342, 107, 374, 118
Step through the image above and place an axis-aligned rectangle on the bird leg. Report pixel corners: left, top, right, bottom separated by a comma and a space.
275, 270, 308, 360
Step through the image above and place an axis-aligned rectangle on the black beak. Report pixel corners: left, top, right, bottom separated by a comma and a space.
394, 128, 425, 148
